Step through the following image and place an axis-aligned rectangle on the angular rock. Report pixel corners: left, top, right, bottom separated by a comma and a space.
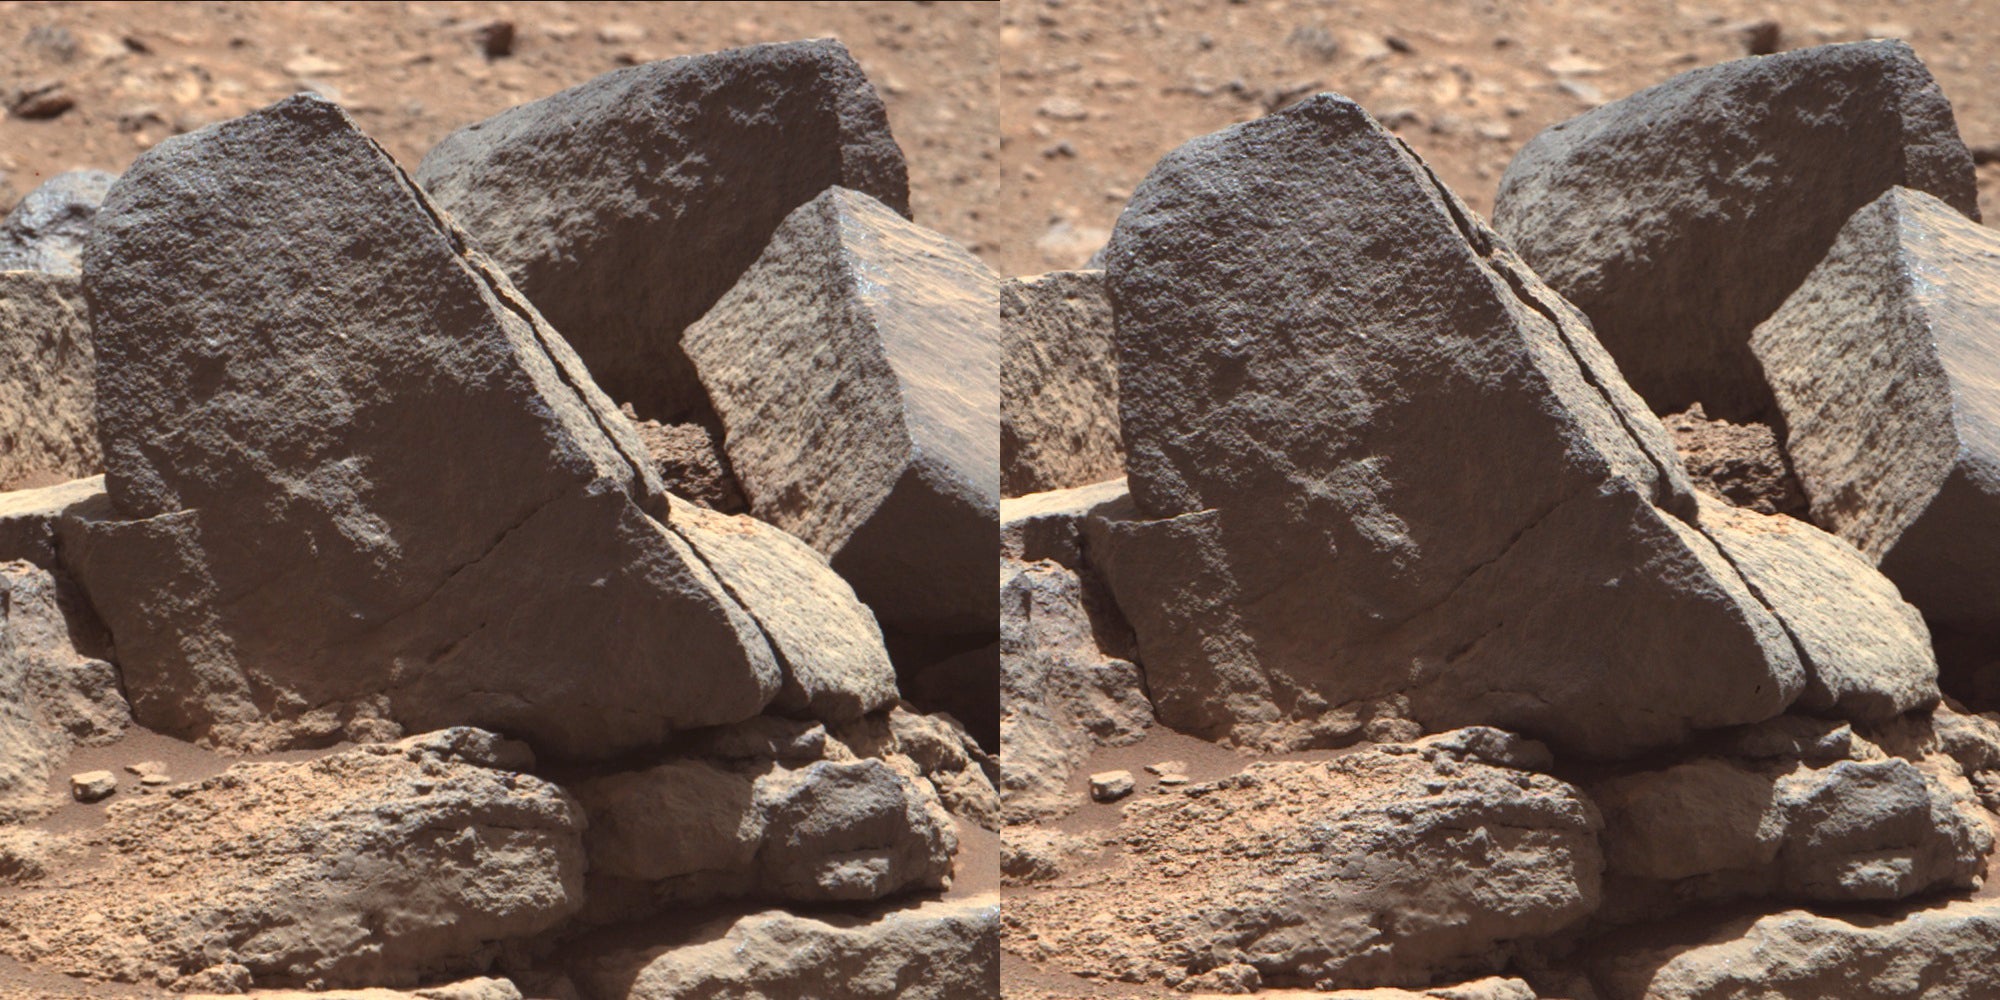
1087, 769, 1134, 802
0, 560, 126, 822
1751, 186, 2000, 635
834, 703, 1001, 830
683, 186, 999, 637
416, 38, 908, 421
0, 169, 115, 274
0, 730, 584, 989
0, 475, 102, 568
1593, 898, 2000, 1000
1099, 93, 1809, 757
626, 413, 745, 513
1000, 559, 1150, 821
1494, 40, 1978, 419
1005, 736, 1603, 990
0, 270, 95, 490
67, 770, 114, 803
74, 94, 880, 759
578, 895, 998, 1000
1660, 404, 1807, 517
1000, 476, 1129, 567
1001, 269, 1122, 496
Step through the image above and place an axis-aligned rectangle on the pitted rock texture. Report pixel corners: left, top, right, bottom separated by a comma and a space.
625, 414, 746, 514
417, 38, 908, 422
1661, 404, 1808, 518
0, 169, 115, 275
0, 560, 126, 822
1001, 269, 1122, 496
0, 270, 95, 491
1494, 40, 1978, 420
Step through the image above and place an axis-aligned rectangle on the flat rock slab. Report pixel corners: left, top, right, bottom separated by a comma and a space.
1494, 40, 1977, 420
684, 186, 999, 636
0, 475, 102, 569
1001, 269, 1122, 496
0, 270, 96, 491
417, 38, 908, 421
74, 94, 882, 760
1751, 186, 2000, 635
1004, 733, 1602, 990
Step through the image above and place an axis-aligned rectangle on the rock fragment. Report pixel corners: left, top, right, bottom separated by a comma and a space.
625, 412, 745, 513
0, 560, 126, 821
1001, 269, 1122, 496
1661, 403, 1807, 517
0, 270, 96, 490
1088, 769, 1134, 802
0, 169, 115, 274
1494, 40, 1977, 419
67, 770, 114, 802
416, 39, 908, 420
0, 476, 101, 569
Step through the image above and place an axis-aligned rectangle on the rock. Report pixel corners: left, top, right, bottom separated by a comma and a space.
834, 703, 1001, 830
1000, 476, 1129, 567
8, 81, 73, 120
1660, 404, 1807, 517
1000, 560, 1150, 821
1087, 769, 1134, 802
1750, 186, 2000, 636
0, 475, 102, 569
683, 186, 999, 637
1001, 269, 1122, 496
578, 895, 998, 1000
0, 169, 115, 274
896, 641, 1001, 753
625, 413, 745, 513
416, 39, 908, 421
0, 730, 584, 988
1000, 826, 1099, 884
1493, 40, 1977, 420
73, 94, 880, 759
1693, 493, 1939, 722
1005, 737, 1602, 990
1099, 92, 1809, 757
1593, 898, 2000, 1000
67, 770, 114, 802
474, 20, 515, 59
0, 271, 95, 491
1194, 980, 1538, 1000
184, 976, 525, 999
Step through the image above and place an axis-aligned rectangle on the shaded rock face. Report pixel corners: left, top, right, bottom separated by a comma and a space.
0, 474, 101, 570
0, 169, 116, 275
1592, 898, 2000, 1000
1000, 269, 1122, 497
833, 702, 1002, 831
1004, 733, 1603, 991
0, 270, 96, 491
684, 186, 1000, 638
0, 730, 584, 990
578, 895, 999, 1000
73, 94, 886, 760
624, 413, 746, 514
416, 38, 908, 422
1661, 404, 1807, 518
1494, 40, 1978, 421
1099, 92, 1818, 758
0, 560, 126, 822
1751, 186, 2000, 637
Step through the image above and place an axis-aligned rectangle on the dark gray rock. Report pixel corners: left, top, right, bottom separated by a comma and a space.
0, 169, 115, 275
1001, 269, 1122, 497
416, 39, 908, 421
0, 271, 95, 491
1494, 40, 1977, 420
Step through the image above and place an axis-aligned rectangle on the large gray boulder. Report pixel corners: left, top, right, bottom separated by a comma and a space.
1001, 269, 1122, 496
416, 39, 908, 422
0, 270, 96, 491
0, 169, 116, 275
0, 560, 126, 823
73, 95, 883, 760
0, 729, 584, 990
1099, 93, 1823, 757
1751, 186, 2000, 635
683, 186, 998, 637
1494, 40, 1977, 420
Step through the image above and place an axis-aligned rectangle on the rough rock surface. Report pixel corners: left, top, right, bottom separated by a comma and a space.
1593, 898, 2000, 1000
0, 169, 115, 274
0, 475, 101, 569
1000, 477, 1129, 567
1000, 558, 1150, 821
187, 980, 522, 1000
578, 895, 999, 1000
834, 702, 1002, 830
625, 413, 746, 514
1751, 186, 2000, 635
683, 186, 999, 637
1660, 404, 1807, 518
0, 270, 96, 491
0, 560, 126, 821
73, 94, 882, 759
0, 729, 584, 990
1494, 40, 1979, 420
416, 38, 908, 422
1001, 269, 1122, 496
1099, 92, 1811, 757
1004, 734, 1603, 990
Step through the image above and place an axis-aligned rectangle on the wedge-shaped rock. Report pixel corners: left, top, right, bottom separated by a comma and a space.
1001, 269, 1122, 496
417, 39, 908, 421
0, 270, 95, 491
0, 729, 583, 990
0, 169, 115, 275
0, 560, 126, 822
684, 186, 999, 636
1752, 187, 2000, 634
0, 475, 101, 568
74, 95, 880, 759
1494, 40, 1977, 419
1101, 93, 1809, 757
579, 895, 998, 1000
1004, 734, 1602, 990
1594, 898, 2000, 1000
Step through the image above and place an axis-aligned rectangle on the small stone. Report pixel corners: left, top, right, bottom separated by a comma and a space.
282, 54, 346, 77
9, 82, 72, 120
124, 760, 167, 780
1037, 96, 1088, 121
1157, 774, 1189, 786
69, 770, 114, 802
476, 20, 516, 59
596, 22, 646, 45
1143, 761, 1186, 776
1742, 19, 1783, 55
1089, 770, 1135, 802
